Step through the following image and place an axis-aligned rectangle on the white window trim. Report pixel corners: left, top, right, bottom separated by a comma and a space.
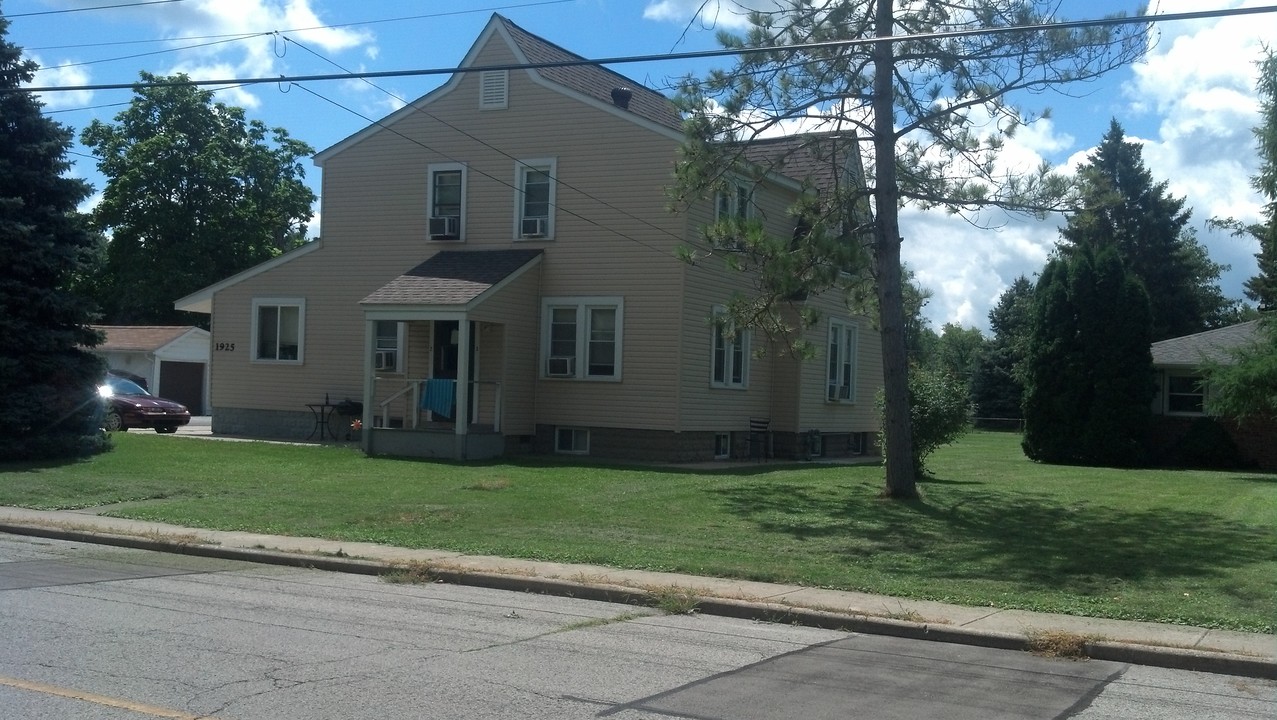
251, 297, 305, 365
827, 319, 858, 403
715, 179, 755, 222
714, 432, 731, 460
555, 427, 589, 455
540, 296, 623, 381
710, 305, 749, 389
513, 158, 556, 240
427, 162, 467, 242
374, 321, 406, 374
1164, 372, 1208, 416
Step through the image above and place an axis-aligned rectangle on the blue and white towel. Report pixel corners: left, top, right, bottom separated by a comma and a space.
421, 378, 456, 419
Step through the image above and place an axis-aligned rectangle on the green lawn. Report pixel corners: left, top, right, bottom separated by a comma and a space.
1, 431, 1273, 633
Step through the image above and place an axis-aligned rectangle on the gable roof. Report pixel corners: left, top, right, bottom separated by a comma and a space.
91, 325, 206, 352
497, 15, 682, 132
1151, 320, 1261, 368
174, 239, 323, 315
316, 14, 682, 165
362, 249, 543, 307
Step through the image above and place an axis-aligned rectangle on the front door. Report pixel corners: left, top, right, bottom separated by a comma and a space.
431, 321, 478, 419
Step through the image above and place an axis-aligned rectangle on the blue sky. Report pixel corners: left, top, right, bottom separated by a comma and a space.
8, 0, 1275, 331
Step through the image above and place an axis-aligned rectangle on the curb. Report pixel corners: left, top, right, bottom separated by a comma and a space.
3, 521, 1273, 681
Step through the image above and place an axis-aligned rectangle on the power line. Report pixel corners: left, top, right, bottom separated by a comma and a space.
38, 33, 269, 70
17, 0, 574, 51
3, 0, 186, 19
279, 34, 701, 258
289, 81, 701, 262
13, 4, 1277, 95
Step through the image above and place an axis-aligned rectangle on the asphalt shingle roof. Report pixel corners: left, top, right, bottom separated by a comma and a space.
91, 326, 198, 352
361, 249, 543, 306
498, 15, 683, 132
1151, 320, 1261, 367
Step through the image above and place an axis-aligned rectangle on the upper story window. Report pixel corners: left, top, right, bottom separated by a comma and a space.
827, 319, 858, 402
428, 163, 466, 241
252, 298, 305, 364
515, 158, 556, 240
1165, 374, 1206, 415
541, 296, 622, 381
480, 70, 508, 110
715, 181, 754, 222
374, 321, 404, 373
711, 306, 749, 389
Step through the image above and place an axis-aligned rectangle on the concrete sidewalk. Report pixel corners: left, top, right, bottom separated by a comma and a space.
1, 505, 1272, 680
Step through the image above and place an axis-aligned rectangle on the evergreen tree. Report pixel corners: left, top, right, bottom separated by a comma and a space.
1060, 120, 1229, 340
0, 16, 108, 461
1245, 50, 1276, 311
673, 1, 1146, 498
1023, 246, 1153, 466
81, 73, 315, 324
971, 276, 1034, 420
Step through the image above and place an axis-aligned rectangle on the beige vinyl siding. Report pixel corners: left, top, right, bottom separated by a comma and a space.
796, 304, 883, 432
211, 30, 687, 432
470, 265, 541, 434
675, 175, 801, 433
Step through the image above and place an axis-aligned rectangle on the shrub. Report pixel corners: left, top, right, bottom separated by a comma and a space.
880, 365, 973, 476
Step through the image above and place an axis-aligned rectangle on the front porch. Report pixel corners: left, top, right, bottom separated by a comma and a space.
357, 248, 544, 461
365, 374, 505, 460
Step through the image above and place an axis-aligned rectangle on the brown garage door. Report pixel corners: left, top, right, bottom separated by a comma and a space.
159, 361, 205, 415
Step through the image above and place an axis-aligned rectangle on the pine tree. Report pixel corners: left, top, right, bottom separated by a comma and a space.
971, 276, 1034, 420
1061, 120, 1229, 340
1244, 50, 1276, 310
1023, 246, 1153, 466
0, 16, 108, 460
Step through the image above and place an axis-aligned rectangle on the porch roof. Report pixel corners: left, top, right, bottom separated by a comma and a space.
361, 249, 543, 307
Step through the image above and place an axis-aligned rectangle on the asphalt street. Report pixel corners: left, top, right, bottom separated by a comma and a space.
1, 534, 1273, 719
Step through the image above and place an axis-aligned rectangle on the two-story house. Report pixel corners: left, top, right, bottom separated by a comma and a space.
175, 14, 883, 462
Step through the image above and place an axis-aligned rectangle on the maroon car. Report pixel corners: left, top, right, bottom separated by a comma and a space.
99, 373, 191, 434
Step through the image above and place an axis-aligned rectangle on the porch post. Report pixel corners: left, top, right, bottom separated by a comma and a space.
361, 317, 375, 454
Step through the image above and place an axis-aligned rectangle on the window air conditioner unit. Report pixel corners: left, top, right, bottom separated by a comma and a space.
374, 350, 396, 371
428, 215, 460, 239
521, 216, 548, 238
546, 356, 575, 377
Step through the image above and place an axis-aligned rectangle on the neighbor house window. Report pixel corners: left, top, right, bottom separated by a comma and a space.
252, 298, 305, 363
711, 306, 748, 389
827, 319, 858, 402
1166, 374, 1206, 415
555, 427, 589, 454
515, 158, 556, 239
374, 321, 404, 373
715, 181, 753, 221
541, 297, 622, 380
427, 163, 466, 241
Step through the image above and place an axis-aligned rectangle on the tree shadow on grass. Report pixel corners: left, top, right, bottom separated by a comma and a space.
709, 480, 1272, 592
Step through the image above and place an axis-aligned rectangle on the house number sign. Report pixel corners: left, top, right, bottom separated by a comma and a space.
215, 342, 236, 351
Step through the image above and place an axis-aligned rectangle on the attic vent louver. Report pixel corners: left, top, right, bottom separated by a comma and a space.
480, 70, 508, 110
610, 86, 633, 110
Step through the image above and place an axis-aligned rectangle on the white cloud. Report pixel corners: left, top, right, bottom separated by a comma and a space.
906, 1, 1275, 330
106, 0, 373, 90
643, 0, 775, 30
28, 57, 93, 110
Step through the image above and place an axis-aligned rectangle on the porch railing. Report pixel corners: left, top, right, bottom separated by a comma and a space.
373, 377, 502, 433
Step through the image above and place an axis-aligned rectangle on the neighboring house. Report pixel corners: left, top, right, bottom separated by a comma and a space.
175, 14, 883, 462
1150, 319, 1274, 470
90, 325, 210, 414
